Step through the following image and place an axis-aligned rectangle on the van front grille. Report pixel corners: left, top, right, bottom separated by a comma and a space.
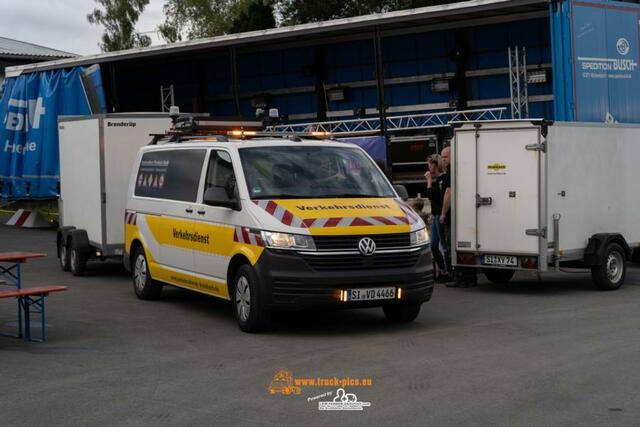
301, 251, 421, 271
313, 233, 410, 251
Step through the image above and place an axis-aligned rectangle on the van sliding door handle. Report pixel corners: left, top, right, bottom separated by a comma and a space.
197, 210, 206, 215
185, 208, 193, 213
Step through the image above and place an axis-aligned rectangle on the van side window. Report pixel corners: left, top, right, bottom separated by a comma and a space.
135, 149, 206, 202
205, 150, 236, 193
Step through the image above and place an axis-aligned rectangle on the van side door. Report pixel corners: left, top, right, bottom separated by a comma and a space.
192, 149, 245, 299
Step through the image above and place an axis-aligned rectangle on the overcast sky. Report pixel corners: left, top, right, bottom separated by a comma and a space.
0, 0, 166, 56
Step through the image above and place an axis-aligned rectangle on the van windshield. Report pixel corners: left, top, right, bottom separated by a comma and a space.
239, 145, 395, 199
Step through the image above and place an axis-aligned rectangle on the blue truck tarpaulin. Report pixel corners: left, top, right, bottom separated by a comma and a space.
0, 66, 106, 199
337, 136, 387, 163
552, 0, 640, 123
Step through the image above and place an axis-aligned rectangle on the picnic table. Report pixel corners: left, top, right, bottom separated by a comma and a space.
0, 252, 67, 342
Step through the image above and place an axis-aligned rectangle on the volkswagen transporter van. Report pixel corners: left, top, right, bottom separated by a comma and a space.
125, 126, 434, 332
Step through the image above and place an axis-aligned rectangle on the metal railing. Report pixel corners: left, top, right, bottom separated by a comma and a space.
266, 107, 506, 135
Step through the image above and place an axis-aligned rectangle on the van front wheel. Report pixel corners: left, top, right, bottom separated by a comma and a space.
233, 264, 270, 333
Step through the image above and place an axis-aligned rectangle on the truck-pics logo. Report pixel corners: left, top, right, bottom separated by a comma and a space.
269, 370, 302, 395
268, 369, 373, 397
318, 388, 371, 411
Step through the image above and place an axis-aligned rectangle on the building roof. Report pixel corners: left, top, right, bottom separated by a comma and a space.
0, 36, 75, 60
5, 0, 546, 77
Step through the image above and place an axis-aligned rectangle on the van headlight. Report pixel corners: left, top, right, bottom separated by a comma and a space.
261, 231, 316, 250
410, 228, 429, 246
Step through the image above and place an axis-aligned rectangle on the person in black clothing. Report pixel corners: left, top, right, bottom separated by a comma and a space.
424, 154, 451, 282
439, 146, 477, 288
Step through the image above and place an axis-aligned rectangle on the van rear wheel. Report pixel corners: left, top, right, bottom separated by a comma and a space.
592, 243, 626, 291
132, 247, 162, 300
233, 264, 270, 333
382, 302, 421, 322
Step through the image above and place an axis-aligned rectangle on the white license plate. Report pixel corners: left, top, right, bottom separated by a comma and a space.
482, 255, 517, 267
347, 287, 396, 301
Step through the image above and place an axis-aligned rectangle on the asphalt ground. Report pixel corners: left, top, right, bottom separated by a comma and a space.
1, 223, 640, 427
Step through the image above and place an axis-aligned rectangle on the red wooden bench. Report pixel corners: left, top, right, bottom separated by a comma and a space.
0, 286, 68, 342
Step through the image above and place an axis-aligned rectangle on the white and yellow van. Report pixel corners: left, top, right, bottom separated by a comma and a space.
125, 136, 433, 332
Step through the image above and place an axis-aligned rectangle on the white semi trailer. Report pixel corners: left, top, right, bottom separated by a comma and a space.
451, 120, 640, 290
56, 114, 171, 275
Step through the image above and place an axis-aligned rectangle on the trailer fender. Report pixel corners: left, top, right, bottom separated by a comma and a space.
69, 229, 91, 256
56, 226, 76, 257
584, 233, 631, 266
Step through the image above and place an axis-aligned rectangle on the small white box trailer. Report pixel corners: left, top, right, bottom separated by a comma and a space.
452, 120, 640, 290
56, 114, 171, 275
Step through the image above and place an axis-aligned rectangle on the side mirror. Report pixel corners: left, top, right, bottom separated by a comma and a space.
393, 184, 409, 201
203, 187, 241, 211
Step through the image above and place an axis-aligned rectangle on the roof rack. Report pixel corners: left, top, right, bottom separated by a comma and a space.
149, 113, 334, 145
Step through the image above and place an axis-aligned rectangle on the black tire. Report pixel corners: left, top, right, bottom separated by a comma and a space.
382, 302, 422, 323
592, 242, 626, 291
233, 264, 271, 333
59, 238, 70, 272
132, 246, 163, 300
70, 244, 87, 276
484, 268, 515, 284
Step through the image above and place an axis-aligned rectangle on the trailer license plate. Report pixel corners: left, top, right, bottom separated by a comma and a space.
482, 255, 517, 266
347, 287, 395, 301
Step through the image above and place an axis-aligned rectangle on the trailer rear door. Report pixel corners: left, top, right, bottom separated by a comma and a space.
453, 123, 543, 260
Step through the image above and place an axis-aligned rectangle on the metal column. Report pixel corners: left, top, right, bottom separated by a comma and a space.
229, 47, 241, 116
508, 46, 529, 119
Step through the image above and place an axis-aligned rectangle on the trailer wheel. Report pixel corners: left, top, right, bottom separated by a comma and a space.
383, 302, 422, 323
592, 243, 626, 291
70, 245, 87, 276
132, 247, 162, 300
484, 268, 515, 284
59, 238, 71, 272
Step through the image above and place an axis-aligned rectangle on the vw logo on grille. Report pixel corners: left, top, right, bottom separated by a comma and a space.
358, 237, 376, 256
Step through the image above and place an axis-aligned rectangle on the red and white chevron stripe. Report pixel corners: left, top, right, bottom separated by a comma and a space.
302, 216, 409, 228
253, 200, 306, 228
233, 227, 265, 247
253, 199, 417, 228
396, 200, 420, 225
125, 210, 137, 225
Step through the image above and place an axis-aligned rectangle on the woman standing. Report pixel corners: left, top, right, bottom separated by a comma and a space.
424, 154, 451, 282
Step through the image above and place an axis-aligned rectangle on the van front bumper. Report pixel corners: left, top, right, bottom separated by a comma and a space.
253, 245, 434, 310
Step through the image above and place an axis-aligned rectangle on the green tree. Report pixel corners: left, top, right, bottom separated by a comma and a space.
278, 0, 455, 25
87, 0, 151, 52
158, 0, 276, 43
